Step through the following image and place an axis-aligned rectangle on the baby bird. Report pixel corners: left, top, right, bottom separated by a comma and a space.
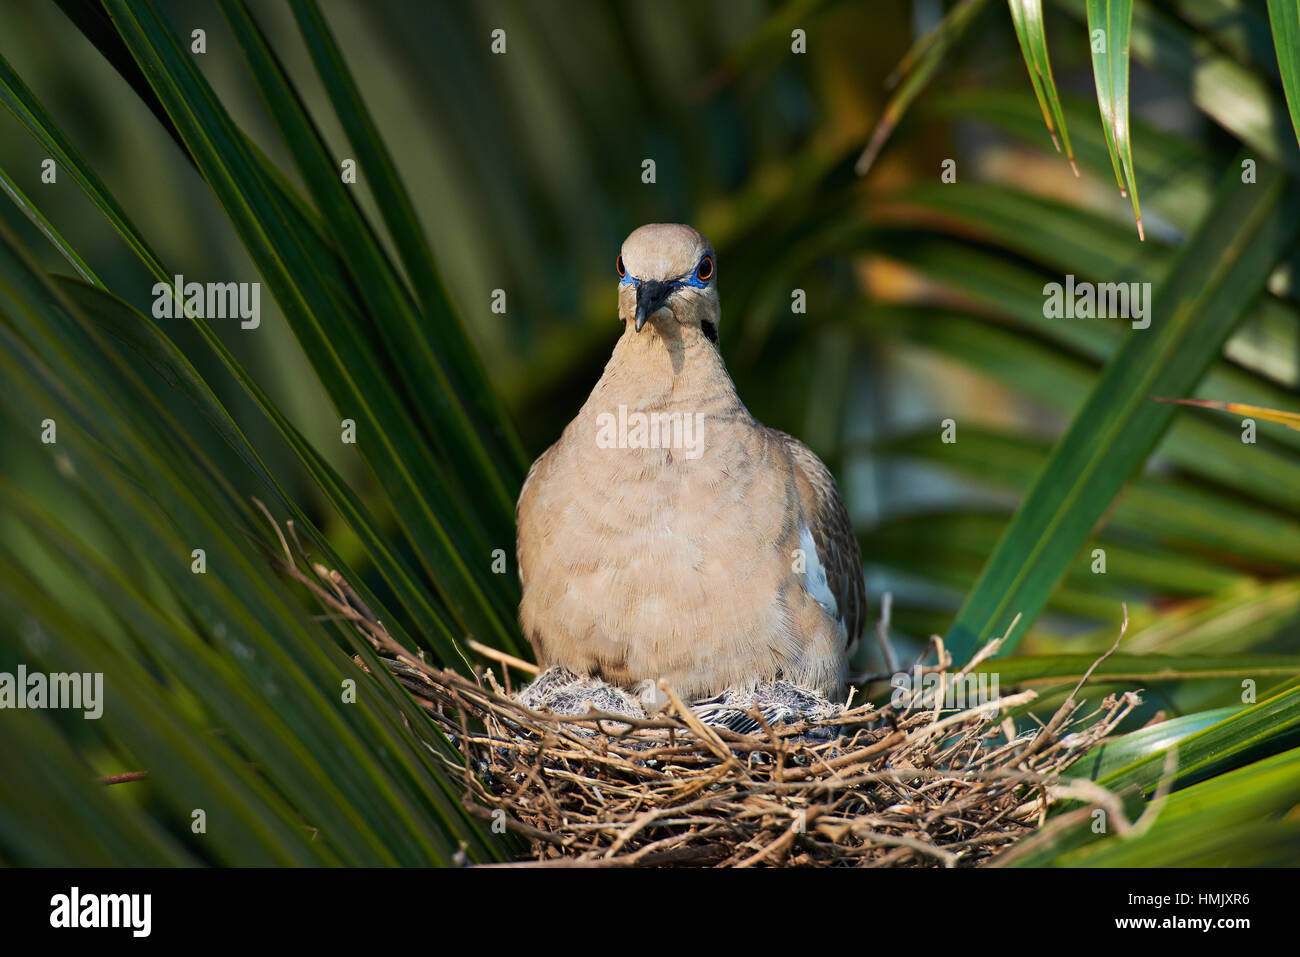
516, 224, 864, 704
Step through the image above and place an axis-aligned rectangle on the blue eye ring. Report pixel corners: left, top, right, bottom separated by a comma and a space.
677, 254, 713, 289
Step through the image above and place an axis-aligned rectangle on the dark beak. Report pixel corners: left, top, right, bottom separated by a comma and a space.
634, 280, 672, 332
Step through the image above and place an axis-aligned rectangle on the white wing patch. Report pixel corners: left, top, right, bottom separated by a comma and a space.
798, 525, 840, 625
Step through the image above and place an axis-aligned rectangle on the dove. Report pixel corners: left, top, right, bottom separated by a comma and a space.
516, 224, 864, 703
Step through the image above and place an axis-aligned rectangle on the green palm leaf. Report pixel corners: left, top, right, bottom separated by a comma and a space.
1086, 0, 1142, 237
1008, 0, 1078, 173
946, 157, 1300, 661
1266, 0, 1300, 150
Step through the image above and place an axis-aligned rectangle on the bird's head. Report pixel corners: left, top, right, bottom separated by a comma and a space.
616, 224, 719, 343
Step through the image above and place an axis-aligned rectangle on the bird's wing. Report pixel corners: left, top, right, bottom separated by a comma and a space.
515, 442, 558, 589
772, 430, 865, 650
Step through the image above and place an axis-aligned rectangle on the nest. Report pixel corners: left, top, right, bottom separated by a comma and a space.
260, 504, 1142, 868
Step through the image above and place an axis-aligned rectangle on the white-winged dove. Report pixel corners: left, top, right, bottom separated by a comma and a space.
516, 224, 864, 702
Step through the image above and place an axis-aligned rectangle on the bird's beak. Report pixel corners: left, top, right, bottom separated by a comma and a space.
634, 280, 672, 333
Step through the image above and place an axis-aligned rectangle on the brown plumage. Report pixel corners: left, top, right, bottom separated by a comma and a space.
516, 224, 863, 700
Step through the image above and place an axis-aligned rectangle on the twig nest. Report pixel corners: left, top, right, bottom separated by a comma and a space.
264, 524, 1140, 868
382, 658, 1137, 867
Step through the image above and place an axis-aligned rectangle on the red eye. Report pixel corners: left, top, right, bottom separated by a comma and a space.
696, 255, 713, 282
616, 254, 626, 278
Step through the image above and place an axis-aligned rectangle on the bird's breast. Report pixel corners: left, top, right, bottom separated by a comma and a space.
516, 346, 842, 695
519, 412, 806, 685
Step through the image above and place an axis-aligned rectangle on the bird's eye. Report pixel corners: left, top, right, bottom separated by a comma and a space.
616, 254, 626, 279
696, 255, 713, 282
